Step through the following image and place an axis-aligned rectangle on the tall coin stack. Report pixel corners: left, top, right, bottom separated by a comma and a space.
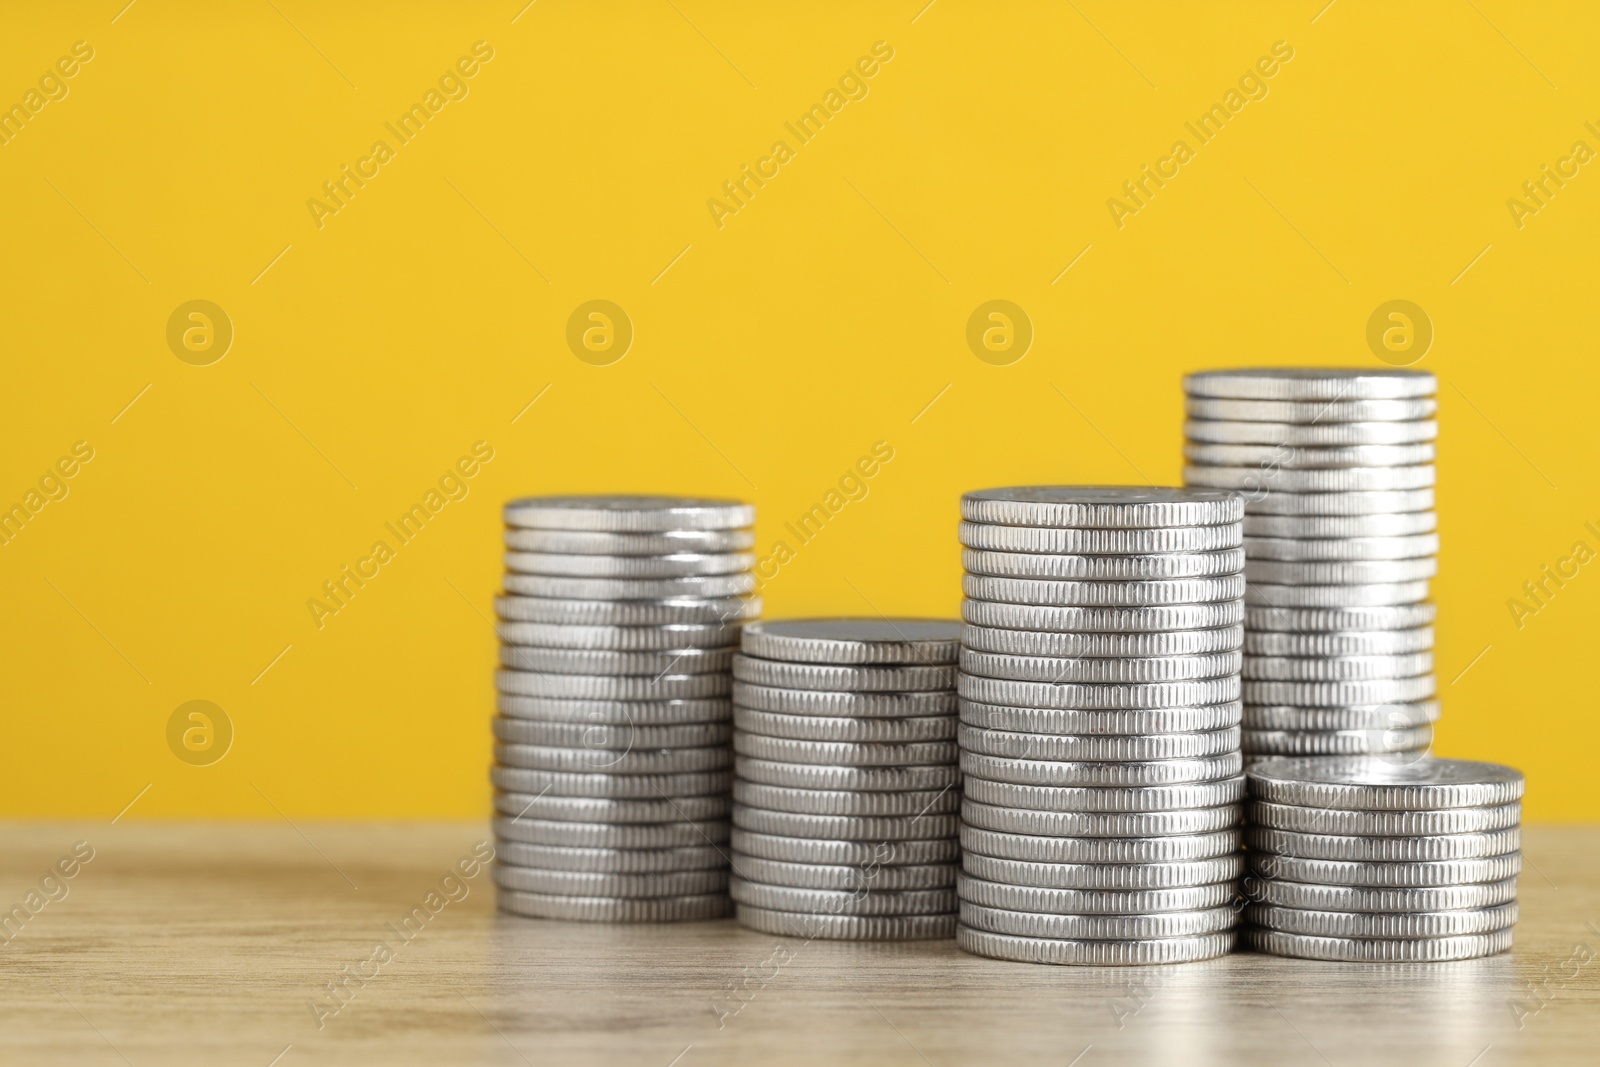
1243, 756, 1523, 960
955, 487, 1248, 966
491, 495, 757, 922
1183, 369, 1439, 763
729, 619, 963, 940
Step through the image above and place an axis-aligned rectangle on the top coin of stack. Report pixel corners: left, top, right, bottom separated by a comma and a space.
491, 495, 757, 923
955, 487, 1248, 966
1243, 756, 1523, 961
1182, 369, 1439, 763
729, 618, 963, 941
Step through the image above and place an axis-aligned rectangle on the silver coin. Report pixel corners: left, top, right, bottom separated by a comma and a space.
503, 572, 756, 599
733, 656, 956, 693
729, 876, 957, 916
1245, 602, 1436, 632
734, 756, 959, 792
733, 780, 959, 817
962, 624, 1243, 659
1242, 927, 1512, 962
1247, 852, 1522, 887
958, 723, 1240, 762
1188, 465, 1435, 494
735, 905, 955, 941
961, 826, 1240, 864
498, 646, 734, 675
1243, 512, 1438, 538
733, 708, 954, 743
1244, 628, 1434, 656
496, 888, 730, 922
494, 743, 731, 775
1246, 576, 1433, 606
492, 816, 728, 848
496, 621, 742, 651
963, 598, 1244, 634
733, 682, 957, 718
502, 495, 753, 532
1186, 419, 1438, 446
1183, 368, 1437, 401
496, 694, 731, 725
734, 734, 956, 767
1243, 534, 1440, 562
962, 901, 1236, 940
493, 717, 731, 748
733, 807, 960, 841
1240, 727, 1432, 756
958, 675, 1240, 711
1185, 442, 1437, 468
739, 619, 961, 665
1242, 652, 1433, 682
496, 841, 727, 872
960, 699, 1242, 736
962, 548, 1245, 581
1244, 826, 1519, 862
1245, 801, 1520, 836
1242, 702, 1439, 731
1242, 677, 1437, 706
960, 486, 1243, 529
1185, 396, 1437, 422
959, 648, 1239, 685
958, 926, 1237, 965
957, 872, 1238, 915
1247, 756, 1524, 810
959, 521, 1243, 555
503, 527, 755, 555
964, 776, 1245, 813
960, 752, 1241, 788
494, 594, 759, 625
496, 669, 730, 701
730, 830, 958, 866
1237, 488, 1435, 516
503, 551, 754, 578
1244, 876, 1519, 913
1245, 558, 1437, 585
961, 800, 1239, 838
491, 766, 732, 797
964, 574, 1246, 608
493, 791, 730, 823
1245, 902, 1517, 939
491, 863, 728, 896
965, 853, 1244, 890
730, 853, 955, 891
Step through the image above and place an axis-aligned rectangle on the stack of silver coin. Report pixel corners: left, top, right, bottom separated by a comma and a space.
1243, 756, 1523, 960
729, 619, 963, 940
490, 495, 757, 922
954, 487, 1248, 965
1183, 369, 1439, 763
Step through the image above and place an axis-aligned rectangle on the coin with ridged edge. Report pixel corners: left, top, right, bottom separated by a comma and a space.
495, 841, 727, 872
492, 792, 730, 823
1243, 677, 1436, 706
493, 595, 759, 626
503, 572, 756, 600
959, 521, 1243, 555
1243, 927, 1512, 961
1243, 512, 1438, 539
960, 700, 1242, 736
502, 527, 755, 555
959, 724, 1239, 762
963, 853, 1244, 890
503, 551, 754, 578
957, 873, 1238, 914
738, 619, 961, 665
962, 548, 1246, 581
733, 708, 955, 743
962, 800, 1240, 839
496, 694, 732, 725
1243, 534, 1439, 562
730, 831, 959, 866
495, 669, 730, 701
496, 887, 731, 922
1184, 396, 1437, 422
1246, 603, 1436, 632
493, 743, 731, 775
733, 656, 956, 692
962, 624, 1243, 659
964, 574, 1246, 608
960, 649, 1240, 684
491, 816, 729, 849
1247, 756, 1525, 810
493, 717, 731, 748
734, 756, 959, 792
732, 808, 960, 841
1244, 581, 1431, 609
502, 495, 754, 532
1242, 702, 1439, 732
959, 675, 1241, 711
730, 854, 955, 891
964, 776, 1245, 813
1244, 627, 1434, 656
959, 752, 1242, 788
732, 683, 956, 718
961, 902, 1237, 940
497, 621, 742, 651
960, 826, 1240, 864
1240, 727, 1432, 757
1244, 801, 1519, 836
1234, 488, 1435, 517
1242, 652, 1434, 682
1186, 419, 1438, 447
1183, 368, 1437, 401
1245, 558, 1437, 585
735, 905, 956, 940
1188, 465, 1435, 493
498, 645, 735, 675
958, 926, 1236, 965
961, 487, 1243, 529
1245, 902, 1517, 939
733, 734, 957, 767
730, 877, 957, 916
964, 599, 1245, 634
1244, 826, 1520, 862
733, 780, 959, 817
1246, 852, 1522, 887
1185, 442, 1437, 468
491, 864, 728, 897
1244, 877, 1519, 913
491, 766, 732, 798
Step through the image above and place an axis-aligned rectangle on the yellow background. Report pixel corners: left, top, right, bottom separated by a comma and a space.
2, 2, 1595, 821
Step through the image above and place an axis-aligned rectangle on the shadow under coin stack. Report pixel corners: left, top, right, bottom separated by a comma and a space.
729, 619, 963, 940
1183, 369, 1439, 764
490, 495, 757, 922
955, 487, 1248, 966
1243, 756, 1523, 960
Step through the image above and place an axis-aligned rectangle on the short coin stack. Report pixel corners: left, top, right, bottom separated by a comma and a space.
1243, 756, 1523, 960
729, 619, 963, 940
491, 495, 757, 922
955, 487, 1248, 965
1183, 369, 1439, 763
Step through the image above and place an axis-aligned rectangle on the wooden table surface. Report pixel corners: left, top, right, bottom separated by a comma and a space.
2, 822, 1596, 1066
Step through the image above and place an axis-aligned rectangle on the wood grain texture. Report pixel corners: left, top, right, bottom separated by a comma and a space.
1, 822, 1595, 1065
